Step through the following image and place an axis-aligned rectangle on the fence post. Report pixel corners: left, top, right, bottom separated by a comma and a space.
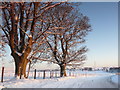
69, 71, 71, 76
51, 71, 53, 77
1, 67, 4, 83
34, 69, 36, 79
55, 71, 57, 77
43, 70, 45, 79
53, 71, 55, 77
50, 71, 51, 78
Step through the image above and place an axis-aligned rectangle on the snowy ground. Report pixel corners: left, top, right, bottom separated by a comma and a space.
0, 70, 119, 89
111, 75, 120, 86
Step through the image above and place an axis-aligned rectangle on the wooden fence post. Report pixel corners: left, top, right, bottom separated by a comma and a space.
69, 71, 71, 76
50, 71, 51, 78
55, 71, 57, 77
34, 69, 36, 79
51, 71, 53, 77
43, 70, 45, 79
53, 71, 55, 77
1, 67, 4, 82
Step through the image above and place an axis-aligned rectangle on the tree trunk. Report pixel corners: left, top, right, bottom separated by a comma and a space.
26, 61, 31, 78
19, 58, 28, 78
11, 52, 29, 78
15, 60, 28, 78
60, 64, 67, 77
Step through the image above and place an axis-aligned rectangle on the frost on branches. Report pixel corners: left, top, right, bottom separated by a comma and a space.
0, 2, 91, 78
31, 3, 91, 77
0, 2, 64, 78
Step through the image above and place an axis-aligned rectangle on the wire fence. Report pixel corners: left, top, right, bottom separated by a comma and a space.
0, 67, 97, 82
28, 69, 79, 79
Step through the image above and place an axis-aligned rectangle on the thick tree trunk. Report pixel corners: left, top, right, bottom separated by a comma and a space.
15, 60, 28, 78
60, 64, 67, 77
15, 61, 20, 77
10, 36, 32, 78
19, 58, 28, 78
11, 52, 20, 77
15, 59, 28, 78
11, 52, 29, 78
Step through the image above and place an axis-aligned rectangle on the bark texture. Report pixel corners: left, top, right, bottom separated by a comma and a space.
0, 2, 63, 78
60, 64, 67, 77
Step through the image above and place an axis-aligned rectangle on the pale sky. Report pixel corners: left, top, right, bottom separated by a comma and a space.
0, 2, 118, 69
80, 2, 118, 67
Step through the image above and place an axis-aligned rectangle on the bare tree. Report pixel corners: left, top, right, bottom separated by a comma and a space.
0, 32, 6, 58
32, 3, 91, 77
0, 2, 63, 78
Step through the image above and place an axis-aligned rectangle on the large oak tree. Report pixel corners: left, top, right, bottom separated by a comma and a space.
32, 3, 91, 77
0, 2, 63, 78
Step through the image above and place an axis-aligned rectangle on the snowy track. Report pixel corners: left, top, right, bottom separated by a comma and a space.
78, 75, 118, 88
40, 75, 118, 88
0, 71, 119, 89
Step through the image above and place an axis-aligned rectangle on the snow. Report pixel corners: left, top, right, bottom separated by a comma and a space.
15, 51, 22, 56
111, 75, 120, 86
0, 86, 4, 89
0, 70, 119, 89
29, 34, 32, 38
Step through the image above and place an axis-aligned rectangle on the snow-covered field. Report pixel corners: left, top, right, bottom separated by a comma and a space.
0, 70, 119, 89
111, 75, 120, 86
